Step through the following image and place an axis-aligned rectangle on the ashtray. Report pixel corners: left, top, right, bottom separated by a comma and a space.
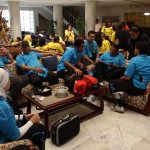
55, 86, 69, 98
55, 86, 69, 92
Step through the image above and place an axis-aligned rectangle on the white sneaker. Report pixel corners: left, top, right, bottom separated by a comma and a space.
113, 92, 128, 99
111, 105, 124, 113
99, 82, 104, 86
86, 95, 95, 103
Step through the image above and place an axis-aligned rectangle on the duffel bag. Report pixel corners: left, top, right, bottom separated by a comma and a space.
83, 75, 99, 89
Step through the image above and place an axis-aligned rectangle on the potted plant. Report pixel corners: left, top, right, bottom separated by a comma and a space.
75, 17, 85, 39
47, 19, 57, 36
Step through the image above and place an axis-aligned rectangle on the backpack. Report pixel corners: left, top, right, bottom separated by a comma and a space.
83, 75, 99, 89
64, 74, 82, 90
74, 80, 87, 96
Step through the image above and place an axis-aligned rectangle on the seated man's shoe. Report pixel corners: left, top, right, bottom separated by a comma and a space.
112, 91, 128, 100
111, 105, 124, 113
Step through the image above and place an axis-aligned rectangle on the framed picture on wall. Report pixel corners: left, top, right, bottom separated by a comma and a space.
102, 16, 120, 22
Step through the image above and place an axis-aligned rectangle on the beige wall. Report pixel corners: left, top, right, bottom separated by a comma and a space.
97, 5, 150, 27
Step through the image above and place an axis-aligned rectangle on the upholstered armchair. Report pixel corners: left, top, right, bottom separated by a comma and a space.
0, 139, 39, 150
102, 81, 150, 115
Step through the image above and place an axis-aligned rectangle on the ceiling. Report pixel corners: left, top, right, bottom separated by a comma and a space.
0, 0, 150, 7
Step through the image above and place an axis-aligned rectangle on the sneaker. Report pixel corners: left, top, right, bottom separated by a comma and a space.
111, 105, 124, 113
113, 91, 128, 99
99, 82, 104, 86
113, 92, 121, 99
86, 95, 95, 103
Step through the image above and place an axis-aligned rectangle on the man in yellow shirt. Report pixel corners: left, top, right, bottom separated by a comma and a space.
35, 37, 48, 51
47, 36, 64, 55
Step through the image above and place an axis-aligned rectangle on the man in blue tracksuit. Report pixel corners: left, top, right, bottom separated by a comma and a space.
94, 43, 125, 82
57, 39, 94, 79
110, 41, 150, 113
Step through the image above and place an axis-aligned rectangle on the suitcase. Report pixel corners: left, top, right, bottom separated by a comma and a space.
51, 113, 80, 146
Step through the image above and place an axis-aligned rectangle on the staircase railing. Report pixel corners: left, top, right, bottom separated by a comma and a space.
63, 8, 77, 27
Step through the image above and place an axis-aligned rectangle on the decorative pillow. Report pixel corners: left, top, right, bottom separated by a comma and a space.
41, 56, 58, 71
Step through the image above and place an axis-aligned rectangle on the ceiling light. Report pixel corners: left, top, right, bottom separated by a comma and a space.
144, 12, 150, 16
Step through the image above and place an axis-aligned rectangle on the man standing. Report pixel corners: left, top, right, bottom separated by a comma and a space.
16, 41, 58, 87
129, 26, 150, 59
95, 19, 101, 34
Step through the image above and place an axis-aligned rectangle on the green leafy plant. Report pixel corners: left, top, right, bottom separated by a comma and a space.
47, 20, 57, 35
75, 17, 85, 36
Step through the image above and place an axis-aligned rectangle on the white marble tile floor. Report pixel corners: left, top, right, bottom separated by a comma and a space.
22, 100, 150, 150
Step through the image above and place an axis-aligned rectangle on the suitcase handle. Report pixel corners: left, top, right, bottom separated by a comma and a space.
58, 114, 77, 123
62, 114, 70, 121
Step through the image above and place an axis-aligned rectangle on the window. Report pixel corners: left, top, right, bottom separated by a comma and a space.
2, 9, 35, 33
2, 10, 10, 27
20, 10, 35, 33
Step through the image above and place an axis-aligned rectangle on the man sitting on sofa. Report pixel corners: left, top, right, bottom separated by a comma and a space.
109, 41, 150, 113
16, 41, 58, 87
57, 39, 94, 79
94, 43, 125, 82
0, 46, 29, 113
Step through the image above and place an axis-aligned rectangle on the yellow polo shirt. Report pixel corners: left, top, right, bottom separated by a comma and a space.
35, 45, 48, 51
98, 40, 111, 53
47, 42, 64, 54
64, 30, 75, 42
101, 26, 113, 40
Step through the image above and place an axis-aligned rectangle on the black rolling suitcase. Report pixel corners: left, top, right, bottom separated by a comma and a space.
51, 113, 80, 146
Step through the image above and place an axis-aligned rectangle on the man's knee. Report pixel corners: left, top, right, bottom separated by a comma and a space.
29, 77, 42, 87
48, 72, 59, 85
95, 62, 104, 68
10, 76, 24, 88
20, 76, 29, 87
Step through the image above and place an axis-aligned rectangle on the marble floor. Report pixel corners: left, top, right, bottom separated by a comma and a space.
22, 100, 150, 150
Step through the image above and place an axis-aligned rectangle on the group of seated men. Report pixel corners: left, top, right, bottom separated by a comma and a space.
0, 29, 150, 115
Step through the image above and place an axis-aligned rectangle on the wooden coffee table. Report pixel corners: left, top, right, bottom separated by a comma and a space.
22, 85, 105, 138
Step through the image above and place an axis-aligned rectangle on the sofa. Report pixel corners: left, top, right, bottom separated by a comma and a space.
102, 81, 150, 115
0, 139, 39, 150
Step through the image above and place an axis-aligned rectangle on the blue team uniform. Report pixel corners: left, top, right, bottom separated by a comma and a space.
84, 40, 98, 58
16, 51, 48, 77
0, 96, 20, 143
99, 51, 125, 67
57, 47, 85, 72
0, 57, 9, 67
124, 55, 150, 89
